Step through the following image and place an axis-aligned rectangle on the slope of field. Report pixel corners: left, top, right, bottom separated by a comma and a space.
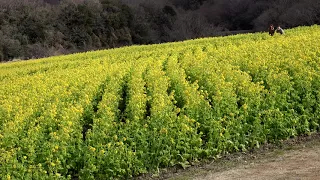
0, 25, 320, 179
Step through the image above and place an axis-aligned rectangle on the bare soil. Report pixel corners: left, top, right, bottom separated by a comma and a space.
137, 133, 320, 180
193, 141, 320, 180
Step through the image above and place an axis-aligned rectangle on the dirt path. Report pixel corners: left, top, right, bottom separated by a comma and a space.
153, 134, 320, 180
194, 144, 320, 180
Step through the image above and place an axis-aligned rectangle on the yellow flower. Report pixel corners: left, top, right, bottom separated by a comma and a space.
89, 146, 96, 152
160, 128, 168, 134
242, 104, 248, 110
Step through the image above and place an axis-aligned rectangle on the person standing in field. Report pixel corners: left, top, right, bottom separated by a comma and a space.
269, 24, 275, 36
276, 25, 285, 35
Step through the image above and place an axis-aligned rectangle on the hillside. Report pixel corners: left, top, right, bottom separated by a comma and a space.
1, 0, 320, 61
0, 25, 320, 179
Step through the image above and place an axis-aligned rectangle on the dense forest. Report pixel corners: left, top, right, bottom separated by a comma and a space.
0, 0, 319, 61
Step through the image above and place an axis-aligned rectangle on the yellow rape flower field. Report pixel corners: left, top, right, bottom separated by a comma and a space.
0, 25, 320, 179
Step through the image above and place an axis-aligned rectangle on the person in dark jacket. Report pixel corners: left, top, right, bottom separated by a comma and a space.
269, 24, 275, 36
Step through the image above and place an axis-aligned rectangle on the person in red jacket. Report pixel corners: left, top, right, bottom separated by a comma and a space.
269, 24, 275, 36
